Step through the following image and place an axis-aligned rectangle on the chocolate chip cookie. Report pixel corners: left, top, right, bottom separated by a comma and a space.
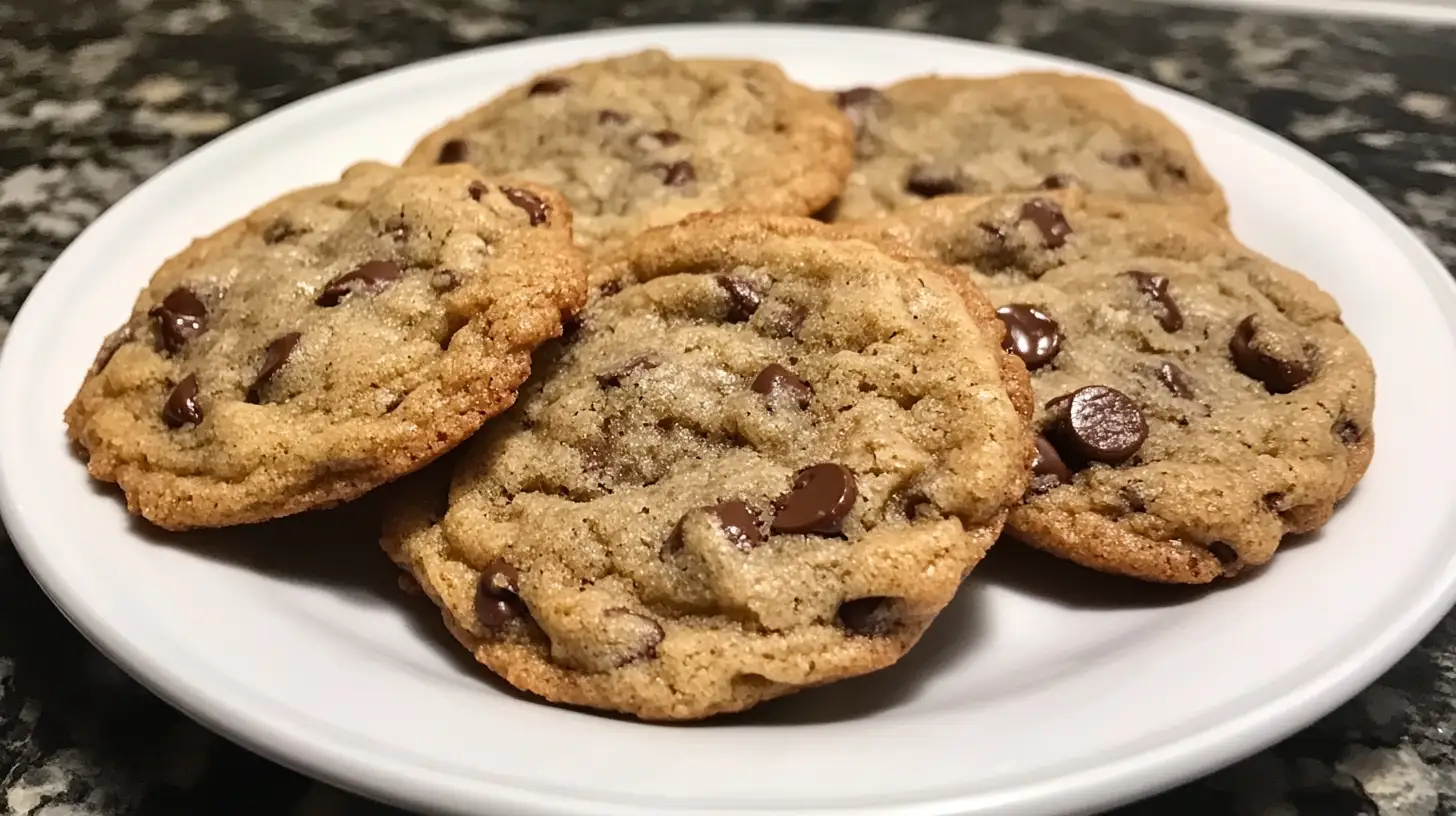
66, 162, 586, 530
826, 73, 1225, 222
403, 49, 854, 251
990, 254, 1373, 583
841, 189, 1239, 287
382, 213, 1035, 719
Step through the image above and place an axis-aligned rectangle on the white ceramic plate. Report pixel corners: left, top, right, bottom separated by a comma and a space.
3, 23, 1454, 816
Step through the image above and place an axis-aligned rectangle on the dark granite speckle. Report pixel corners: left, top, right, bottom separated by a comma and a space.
2, 1, 1454, 814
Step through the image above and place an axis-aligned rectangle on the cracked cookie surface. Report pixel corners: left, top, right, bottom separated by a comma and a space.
383, 214, 1034, 719
827, 73, 1225, 222
66, 162, 586, 530
404, 49, 854, 251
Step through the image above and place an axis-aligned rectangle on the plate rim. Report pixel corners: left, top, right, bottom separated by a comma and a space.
4, 21, 1455, 816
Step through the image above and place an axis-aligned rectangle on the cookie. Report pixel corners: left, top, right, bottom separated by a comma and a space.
826, 73, 1225, 222
840, 189, 1238, 287
66, 161, 586, 530
382, 213, 1034, 719
404, 49, 854, 251
989, 252, 1373, 583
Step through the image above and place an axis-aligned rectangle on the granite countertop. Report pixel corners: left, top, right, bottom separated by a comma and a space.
2, 0, 1454, 814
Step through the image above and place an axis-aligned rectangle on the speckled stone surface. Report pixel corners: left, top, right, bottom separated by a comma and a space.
2, 0, 1453, 814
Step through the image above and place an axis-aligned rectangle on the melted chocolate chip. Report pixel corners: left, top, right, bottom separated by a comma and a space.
1030, 435, 1072, 491
1229, 315, 1311, 394
709, 500, 763, 550
500, 186, 549, 226
149, 288, 208, 353
162, 374, 202, 428
1019, 199, 1073, 249
995, 304, 1061, 371
316, 260, 403, 307
1125, 271, 1184, 332
1336, 420, 1363, 446
905, 165, 963, 198
1108, 151, 1143, 168
654, 160, 696, 187
838, 597, 895, 636
527, 76, 570, 96
772, 463, 857, 535
602, 609, 664, 664
1040, 173, 1077, 190
1155, 362, 1195, 399
475, 559, 526, 629
834, 86, 884, 131
468, 181, 488, 201
437, 139, 468, 164
596, 355, 659, 388
716, 276, 763, 322
598, 109, 629, 126
651, 129, 682, 146
246, 332, 301, 404
1047, 386, 1147, 465
751, 363, 811, 408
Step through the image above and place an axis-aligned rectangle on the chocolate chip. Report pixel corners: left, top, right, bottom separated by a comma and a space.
162, 374, 202, 428
527, 76, 570, 96
1169, 165, 1190, 182
1207, 542, 1239, 565
437, 139, 468, 164
772, 463, 857, 535
1336, 420, 1363, 446
1047, 386, 1147, 465
262, 219, 301, 244
246, 332, 301, 404
1019, 199, 1072, 249
602, 609, 664, 664
1040, 173, 1077, 190
1108, 151, 1143, 168
834, 86, 883, 131
751, 363, 811, 408
905, 165, 963, 198
651, 129, 682, 146
498, 186, 549, 226
654, 160, 695, 187
597, 355, 659, 388
995, 304, 1061, 371
716, 276, 762, 322
1030, 435, 1072, 491
1229, 315, 1311, 394
1155, 362, 1195, 399
149, 288, 207, 353
468, 181, 487, 201
708, 501, 762, 550
384, 215, 410, 243
475, 559, 526, 629
1125, 271, 1184, 332
91, 325, 134, 371
598, 109, 629, 126
598, 279, 623, 297
316, 260, 403, 307
838, 597, 894, 636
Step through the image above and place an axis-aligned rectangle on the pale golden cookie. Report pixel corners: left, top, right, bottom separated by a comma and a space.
66, 162, 586, 530
384, 214, 1034, 719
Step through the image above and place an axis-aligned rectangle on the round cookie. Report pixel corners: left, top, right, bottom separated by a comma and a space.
991, 255, 1373, 583
839, 189, 1239, 287
404, 49, 854, 251
826, 73, 1226, 222
383, 214, 1035, 720
66, 162, 586, 530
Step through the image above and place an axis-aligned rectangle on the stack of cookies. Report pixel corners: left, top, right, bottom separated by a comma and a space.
65, 50, 1375, 721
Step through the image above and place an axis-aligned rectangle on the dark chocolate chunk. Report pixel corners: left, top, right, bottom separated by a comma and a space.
1047, 385, 1147, 465
751, 363, 811, 408
1125, 271, 1184, 332
1018, 198, 1073, 249
475, 559, 526, 629
716, 276, 763, 323
501, 186, 549, 226
149, 288, 208, 353
772, 463, 857, 535
1155, 362, 1195, 399
596, 355, 659, 388
162, 374, 202, 428
709, 501, 763, 550
995, 304, 1061, 371
654, 160, 696, 187
905, 165, 963, 198
1229, 315, 1311, 394
246, 332, 301, 404
316, 260, 403, 307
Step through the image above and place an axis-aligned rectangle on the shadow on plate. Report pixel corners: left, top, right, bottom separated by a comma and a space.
974, 539, 1220, 609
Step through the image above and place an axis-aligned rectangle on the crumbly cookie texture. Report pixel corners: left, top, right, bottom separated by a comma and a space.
66, 162, 586, 530
825, 73, 1226, 222
404, 49, 854, 251
383, 214, 1034, 719
996, 258, 1373, 583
